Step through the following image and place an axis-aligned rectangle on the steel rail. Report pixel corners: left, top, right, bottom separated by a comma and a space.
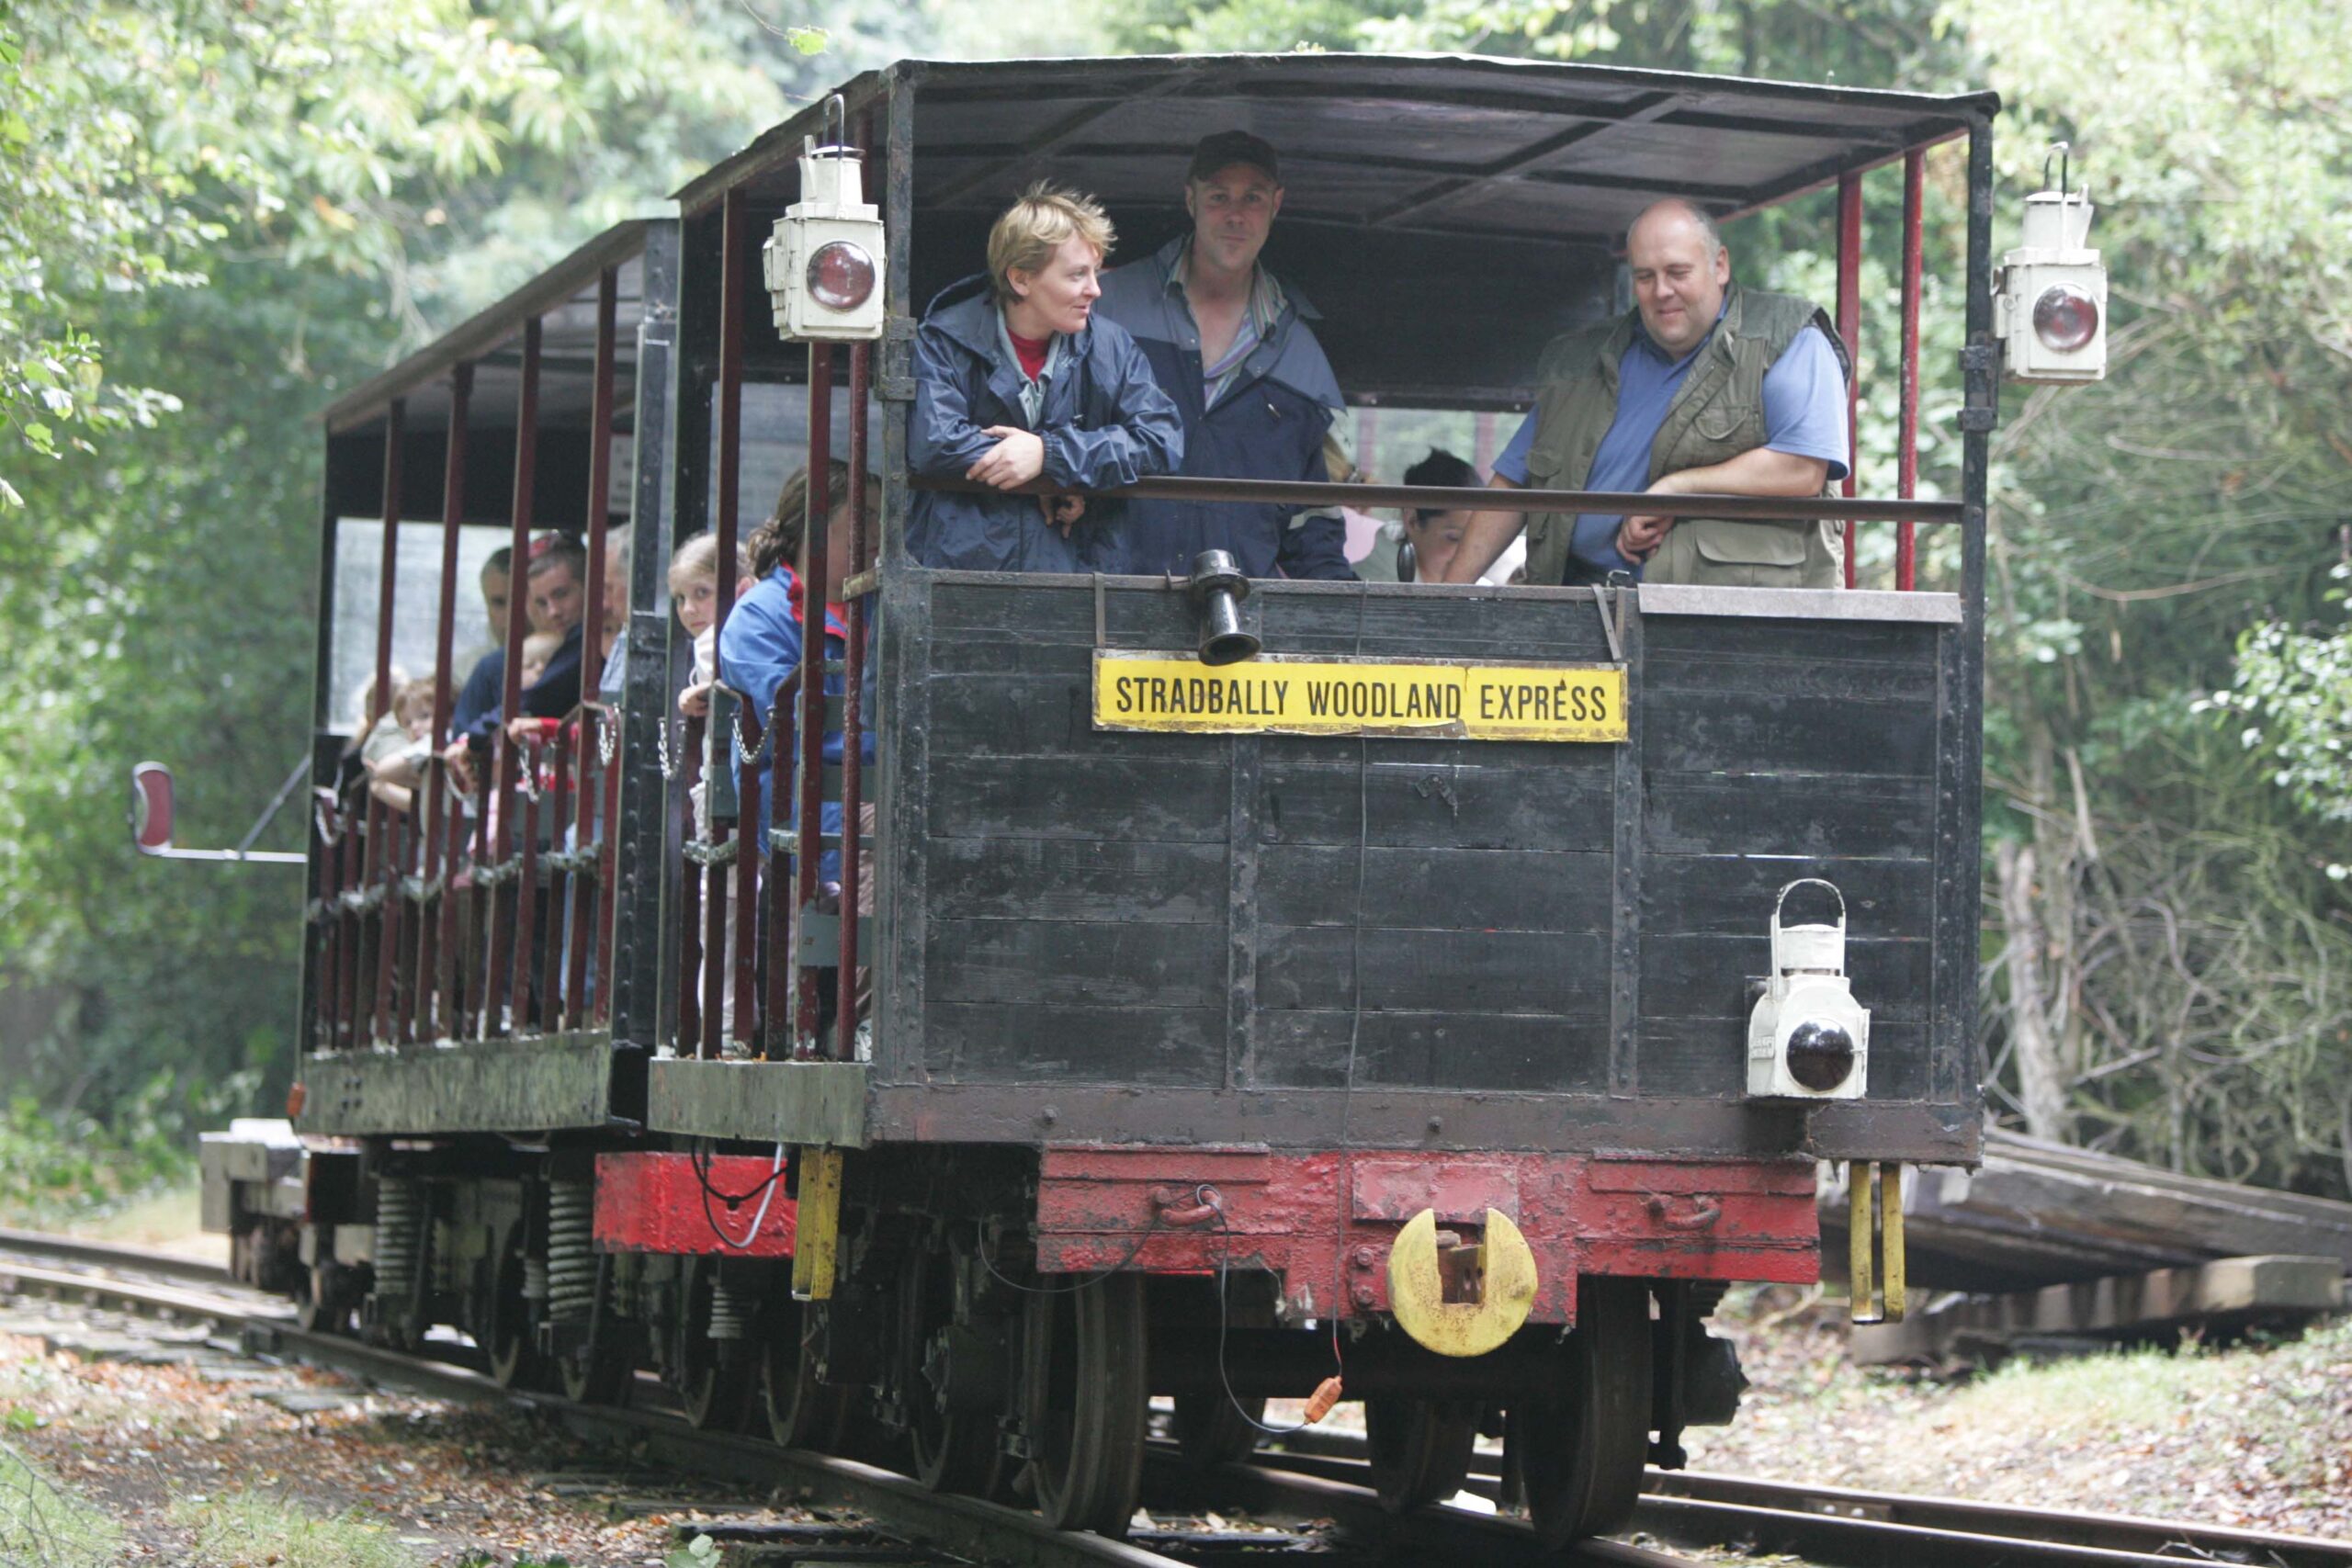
0, 1228, 232, 1289
1248, 1433, 2352, 1568
21, 1232, 2339, 1568
0, 1239, 1255, 1568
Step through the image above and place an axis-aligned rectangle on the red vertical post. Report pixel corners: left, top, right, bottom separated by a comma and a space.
795, 345, 833, 1053
731, 703, 764, 1049
368, 400, 405, 1046
514, 729, 543, 1031
413, 367, 468, 1043
489, 316, 541, 1035
594, 694, 621, 1025
706, 187, 748, 1056
1834, 173, 1862, 591
676, 714, 706, 1055
834, 339, 870, 1063
540, 724, 572, 1020
568, 268, 619, 1030
337, 795, 364, 1045
1896, 149, 1925, 592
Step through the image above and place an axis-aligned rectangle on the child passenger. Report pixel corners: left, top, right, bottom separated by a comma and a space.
907, 183, 1182, 573
709, 463, 880, 1053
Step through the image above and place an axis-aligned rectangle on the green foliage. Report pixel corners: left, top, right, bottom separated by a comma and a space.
169, 1492, 415, 1568
0, 0, 838, 1124
0, 1070, 238, 1226
2200, 566, 2352, 868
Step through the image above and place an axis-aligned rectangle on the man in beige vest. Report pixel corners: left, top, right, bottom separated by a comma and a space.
1442, 199, 1851, 589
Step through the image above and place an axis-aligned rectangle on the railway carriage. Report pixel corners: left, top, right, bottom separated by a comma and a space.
200, 53, 2029, 1547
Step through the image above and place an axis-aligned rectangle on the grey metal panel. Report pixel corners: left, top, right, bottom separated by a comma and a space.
645, 1059, 872, 1147
1637, 584, 1963, 623
294, 1035, 615, 1135
612, 219, 683, 1051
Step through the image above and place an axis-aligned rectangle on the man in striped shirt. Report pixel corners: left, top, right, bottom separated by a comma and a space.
1095, 130, 1356, 581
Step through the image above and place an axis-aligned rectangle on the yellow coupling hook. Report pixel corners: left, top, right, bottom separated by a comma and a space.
1386, 1207, 1538, 1358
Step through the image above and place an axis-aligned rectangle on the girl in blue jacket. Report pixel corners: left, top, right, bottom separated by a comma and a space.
908, 183, 1183, 573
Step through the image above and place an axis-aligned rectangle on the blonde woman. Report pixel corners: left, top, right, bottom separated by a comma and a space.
907, 182, 1182, 572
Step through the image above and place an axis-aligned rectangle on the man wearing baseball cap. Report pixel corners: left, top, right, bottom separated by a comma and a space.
1094, 130, 1355, 580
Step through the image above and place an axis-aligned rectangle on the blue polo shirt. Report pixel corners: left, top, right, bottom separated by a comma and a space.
1496, 316, 1849, 579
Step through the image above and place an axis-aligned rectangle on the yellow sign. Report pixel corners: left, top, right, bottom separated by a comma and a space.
1091, 651, 1627, 742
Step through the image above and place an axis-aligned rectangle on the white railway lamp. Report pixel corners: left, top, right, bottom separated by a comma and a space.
1747, 879, 1871, 1100
763, 96, 885, 344
1995, 142, 2108, 383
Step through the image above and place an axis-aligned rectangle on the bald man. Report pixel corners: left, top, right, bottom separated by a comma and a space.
1443, 199, 1852, 589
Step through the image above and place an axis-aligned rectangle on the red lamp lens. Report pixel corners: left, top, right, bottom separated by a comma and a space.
807, 241, 876, 311
2032, 283, 2098, 353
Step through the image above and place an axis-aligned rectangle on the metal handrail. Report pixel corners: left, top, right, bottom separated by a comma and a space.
912, 472, 1964, 525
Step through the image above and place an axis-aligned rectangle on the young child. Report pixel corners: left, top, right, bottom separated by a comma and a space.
669, 533, 724, 726
364, 675, 437, 814
516, 629, 561, 693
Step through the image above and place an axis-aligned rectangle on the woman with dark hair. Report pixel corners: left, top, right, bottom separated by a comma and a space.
1359, 447, 1478, 583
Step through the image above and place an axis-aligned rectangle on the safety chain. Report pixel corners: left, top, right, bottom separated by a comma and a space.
472, 855, 527, 889
399, 874, 444, 905
732, 708, 771, 770
597, 711, 617, 768
515, 740, 542, 803
682, 837, 740, 868
657, 714, 679, 780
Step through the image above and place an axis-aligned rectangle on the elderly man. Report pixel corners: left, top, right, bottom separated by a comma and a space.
1094, 130, 1354, 581
1442, 198, 1851, 589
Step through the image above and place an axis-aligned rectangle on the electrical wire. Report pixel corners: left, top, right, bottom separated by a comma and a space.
693, 1137, 786, 1251
976, 1213, 1163, 1294
1205, 1187, 1340, 1438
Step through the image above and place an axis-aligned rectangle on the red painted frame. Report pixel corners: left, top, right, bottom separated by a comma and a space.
1034, 1147, 1819, 1328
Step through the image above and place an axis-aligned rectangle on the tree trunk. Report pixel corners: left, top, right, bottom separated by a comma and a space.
1996, 840, 2071, 1142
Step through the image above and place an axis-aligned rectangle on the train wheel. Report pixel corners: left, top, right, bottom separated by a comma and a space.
556, 1257, 637, 1407
296, 1260, 357, 1336
677, 1258, 752, 1430
900, 1234, 1001, 1495
1366, 1396, 1481, 1513
763, 1297, 849, 1451
487, 1222, 544, 1390
1517, 1278, 1652, 1546
1170, 1392, 1265, 1467
1022, 1273, 1147, 1537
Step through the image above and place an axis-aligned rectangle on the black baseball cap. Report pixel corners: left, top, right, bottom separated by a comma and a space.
1188, 130, 1281, 185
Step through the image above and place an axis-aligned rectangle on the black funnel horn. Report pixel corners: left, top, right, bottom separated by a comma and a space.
1186, 550, 1258, 666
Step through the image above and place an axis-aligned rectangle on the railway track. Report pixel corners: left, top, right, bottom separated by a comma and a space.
4, 1230, 2346, 1568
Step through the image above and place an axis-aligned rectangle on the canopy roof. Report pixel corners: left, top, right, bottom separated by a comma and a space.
682, 54, 1995, 242
328, 56, 1996, 434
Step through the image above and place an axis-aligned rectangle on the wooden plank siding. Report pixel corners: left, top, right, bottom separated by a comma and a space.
878, 575, 1966, 1160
